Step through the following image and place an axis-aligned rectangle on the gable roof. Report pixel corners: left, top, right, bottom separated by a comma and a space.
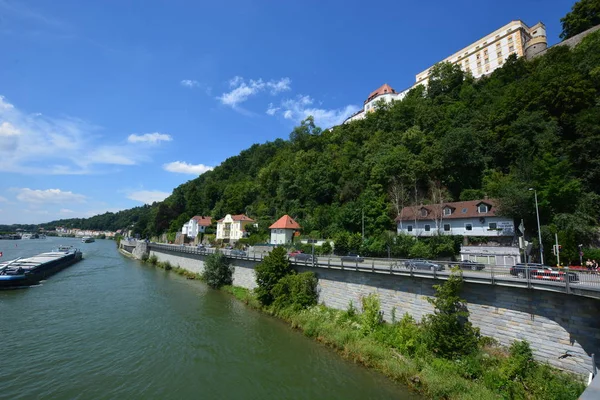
366, 83, 396, 103
396, 199, 498, 222
217, 214, 255, 223
191, 216, 212, 226
269, 215, 301, 230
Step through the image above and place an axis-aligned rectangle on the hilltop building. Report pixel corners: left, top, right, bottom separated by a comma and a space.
216, 214, 255, 243
344, 20, 547, 124
269, 215, 301, 245
415, 20, 547, 85
396, 199, 515, 237
182, 216, 212, 238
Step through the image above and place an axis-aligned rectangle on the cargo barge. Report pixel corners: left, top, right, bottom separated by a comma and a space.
0, 248, 83, 289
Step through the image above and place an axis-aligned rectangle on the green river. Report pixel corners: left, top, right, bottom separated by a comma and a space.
0, 237, 418, 399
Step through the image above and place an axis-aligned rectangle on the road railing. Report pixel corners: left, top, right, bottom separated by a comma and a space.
146, 243, 600, 298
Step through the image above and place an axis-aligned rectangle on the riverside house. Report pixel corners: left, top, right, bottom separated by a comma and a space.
182, 216, 212, 238
396, 199, 515, 237
216, 214, 255, 243
269, 215, 301, 245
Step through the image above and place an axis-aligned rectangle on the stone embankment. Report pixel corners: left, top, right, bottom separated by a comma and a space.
121, 241, 600, 376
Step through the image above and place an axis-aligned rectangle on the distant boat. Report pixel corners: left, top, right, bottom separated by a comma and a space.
81, 237, 95, 243
0, 248, 83, 289
20, 233, 40, 239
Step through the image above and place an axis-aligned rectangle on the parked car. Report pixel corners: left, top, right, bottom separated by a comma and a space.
457, 260, 485, 271
404, 259, 444, 271
340, 253, 365, 263
289, 250, 303, 257
292, 253, 318, 263
510, 264, 579, 282
229, 249, 247, 257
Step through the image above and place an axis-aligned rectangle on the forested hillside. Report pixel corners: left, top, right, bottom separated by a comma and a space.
39, 19, 600, 261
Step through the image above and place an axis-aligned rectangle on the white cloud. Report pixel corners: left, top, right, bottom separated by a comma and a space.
180, 79, 199, 88
274, 95, 360, 128
127, 132, 172, 144
59, 208, 75, 214
0, 195, 7, 202
0, 94, 163, 174
266, 103, 280, 116
217, 76, 291, 108
15, 188, 86, 204
163, 161, 214, 175
127, 190, 171, 204
0, 121, 20, 136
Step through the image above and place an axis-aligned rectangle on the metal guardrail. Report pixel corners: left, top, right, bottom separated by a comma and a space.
147, 243, 600, 299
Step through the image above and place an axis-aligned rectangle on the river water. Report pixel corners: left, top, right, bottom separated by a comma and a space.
0, 237, 417, 400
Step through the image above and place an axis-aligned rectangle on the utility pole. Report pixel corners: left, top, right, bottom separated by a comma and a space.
555, 232, 560, 267
362, 209, 365, 241
529, 188, 544, 264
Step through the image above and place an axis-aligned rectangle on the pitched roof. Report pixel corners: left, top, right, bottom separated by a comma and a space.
191, 216, 212, 226
269, 215, 301, 230
217, 214, 255, 223
366, 83, 396, 103
396, 199, 498, 222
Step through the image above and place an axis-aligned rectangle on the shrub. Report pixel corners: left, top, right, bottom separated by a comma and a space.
202, 252, 234, 289
148, 254, 158, 265
254, 247, 293, 305
320, 241, 332, 255
360, 293, 382, 336
141, 253, 149, 262
501, 340, 534, 381
272, 272, 318, 311
422, 269, 479, 359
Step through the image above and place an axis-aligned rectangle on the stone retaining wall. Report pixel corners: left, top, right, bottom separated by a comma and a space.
140, 244, 599, 375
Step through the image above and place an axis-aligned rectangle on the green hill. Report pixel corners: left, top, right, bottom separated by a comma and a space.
36, 26, 600, 261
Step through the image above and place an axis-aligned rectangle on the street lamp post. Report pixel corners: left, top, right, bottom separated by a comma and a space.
529, 188, 544, 265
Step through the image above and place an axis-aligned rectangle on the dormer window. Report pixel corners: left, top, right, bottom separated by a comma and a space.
443, 208, 452, 216
420, 209, 428, 217
478, 204, 488, 213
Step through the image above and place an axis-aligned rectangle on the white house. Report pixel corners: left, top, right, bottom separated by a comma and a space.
396, 199, 515, 237
344, 83, 409, 124
182, 216, 212, 238
269, 215, 301, 245
216, 214, 255, 243
460, 245, 521, 267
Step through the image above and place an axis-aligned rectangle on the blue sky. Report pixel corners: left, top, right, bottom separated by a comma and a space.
0, 0, 574, 224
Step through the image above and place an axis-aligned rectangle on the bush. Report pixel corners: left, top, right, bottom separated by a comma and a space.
422, 269, 479, 359
141, 253, 149, 262
320, 241, 332, 255
202, 252, 234, 289
501, 340, 534, 381
272, 272, 318, 311
360, 293, 382, 336
254, 247, 293, 305
147, 254, 158, 265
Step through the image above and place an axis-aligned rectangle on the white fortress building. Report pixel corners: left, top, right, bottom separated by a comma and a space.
344, 20, 547, 124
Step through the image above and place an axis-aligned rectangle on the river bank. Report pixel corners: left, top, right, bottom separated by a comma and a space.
134, 251, 586, 400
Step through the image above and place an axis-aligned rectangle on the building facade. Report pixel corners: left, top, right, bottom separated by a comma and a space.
216, 214, 255, 242
460, 245, 521, 267
344, 20, 547, 125
269, 215, 301, 245
415, 20, 547, 85
396, 199, 515, 237
182, 216, 212, 238
344, 83, 410, 123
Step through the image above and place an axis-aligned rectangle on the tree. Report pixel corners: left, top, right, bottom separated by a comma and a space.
254, 247, 293, 305
423, 269, 480, 359
202, 252, 234, 289
560, 0, 600, 40
271, 272, 318, 311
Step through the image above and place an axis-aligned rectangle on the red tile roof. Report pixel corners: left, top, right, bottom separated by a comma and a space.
366, 83, 396, 103
191, 216, 212, 226
396, 199, 498, 221
269, 215, 301, 230
217, 214, 255, 223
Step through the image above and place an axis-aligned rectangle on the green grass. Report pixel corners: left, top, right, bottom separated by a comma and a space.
220, 286, 586, 400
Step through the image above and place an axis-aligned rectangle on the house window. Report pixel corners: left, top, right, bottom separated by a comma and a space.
420, 209, 427, 217
444, 224, 451, 232
478, 204, 488, 213
509, 45, 515, 52
443, 208, 452, 216
407, 225, 413, 232
508, 36, 513, 42
497, 51, 502, 58
489, 222, 497, 230
424, 224, 431, 232
465, 224, 473, 231
484, 58, 489, 64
